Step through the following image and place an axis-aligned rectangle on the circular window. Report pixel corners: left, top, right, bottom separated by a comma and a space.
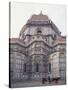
37, 30, 42, 33
37, 27, 42, 34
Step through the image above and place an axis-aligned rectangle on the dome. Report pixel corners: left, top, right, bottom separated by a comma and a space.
26, 12, 50, 25
19, 12, 50, 38
19, 12, 60, 39
28, 13, 49, 21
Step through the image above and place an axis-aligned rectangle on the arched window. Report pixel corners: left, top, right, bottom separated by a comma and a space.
24, 63, 26, 72
49, 63, 51, 73
36, 63, 39, 72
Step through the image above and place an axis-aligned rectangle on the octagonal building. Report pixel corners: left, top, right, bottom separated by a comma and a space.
9, 12, 66, 87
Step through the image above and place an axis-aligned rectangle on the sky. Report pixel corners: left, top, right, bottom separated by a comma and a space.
11, 2, 66, 38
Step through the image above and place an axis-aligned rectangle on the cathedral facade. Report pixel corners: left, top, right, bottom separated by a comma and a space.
9, 12, 66, 87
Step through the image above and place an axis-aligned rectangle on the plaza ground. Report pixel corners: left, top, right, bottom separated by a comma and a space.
10, 80, 66, 88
